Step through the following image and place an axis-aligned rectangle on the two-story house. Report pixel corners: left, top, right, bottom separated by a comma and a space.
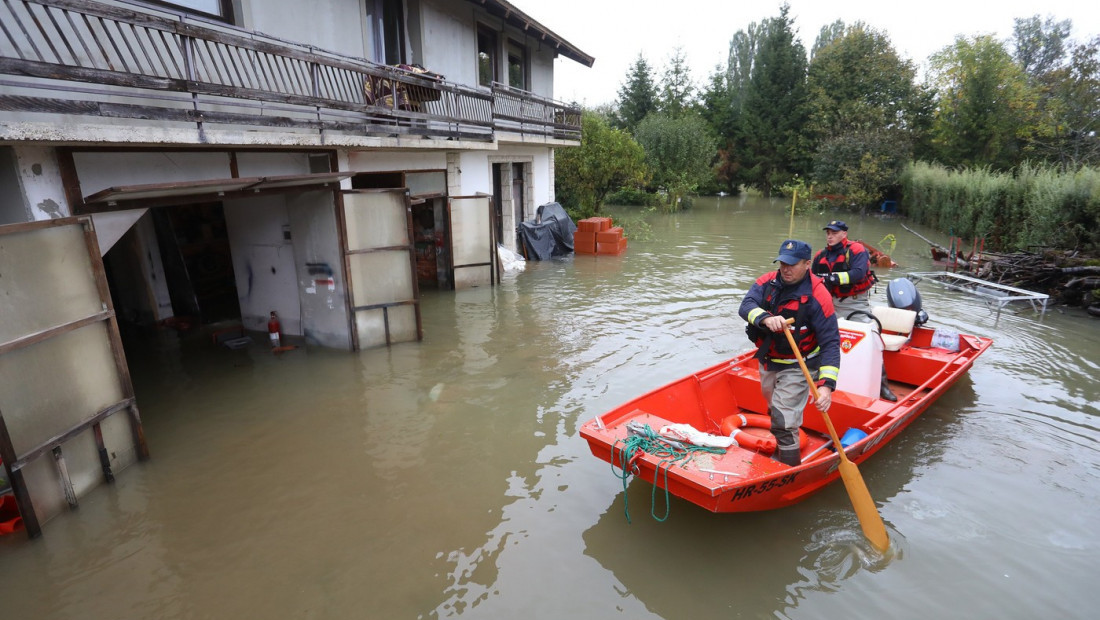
0, 0, 591, 536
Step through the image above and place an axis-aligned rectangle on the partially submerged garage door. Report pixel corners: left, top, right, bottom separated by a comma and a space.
448, 195, 497, 289
341, 189, 422, 350
0, 217, 148, 538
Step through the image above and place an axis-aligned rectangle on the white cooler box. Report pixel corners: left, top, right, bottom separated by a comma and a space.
835, 318, 883, 399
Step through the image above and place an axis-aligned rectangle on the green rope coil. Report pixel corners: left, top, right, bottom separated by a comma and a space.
610, 423, 725, 523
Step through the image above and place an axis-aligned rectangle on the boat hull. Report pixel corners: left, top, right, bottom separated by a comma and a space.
580, 325, 991, 513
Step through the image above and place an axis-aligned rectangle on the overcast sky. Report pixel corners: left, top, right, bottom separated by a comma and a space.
508, 0, 1100, 107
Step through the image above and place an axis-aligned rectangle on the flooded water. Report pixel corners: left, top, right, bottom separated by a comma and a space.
3, 196, 1099, 619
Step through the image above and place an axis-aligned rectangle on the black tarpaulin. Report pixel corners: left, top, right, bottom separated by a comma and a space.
518, 202, 577, 260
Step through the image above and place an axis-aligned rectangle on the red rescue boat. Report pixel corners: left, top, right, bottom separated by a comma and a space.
580, 281, 992, 514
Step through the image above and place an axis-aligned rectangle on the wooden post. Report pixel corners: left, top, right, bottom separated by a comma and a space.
0, 412, 42, 539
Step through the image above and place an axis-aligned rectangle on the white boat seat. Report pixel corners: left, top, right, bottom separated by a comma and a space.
871, 306, 917, 351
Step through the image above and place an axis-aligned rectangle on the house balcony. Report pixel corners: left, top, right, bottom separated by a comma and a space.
0, 0, 581, 147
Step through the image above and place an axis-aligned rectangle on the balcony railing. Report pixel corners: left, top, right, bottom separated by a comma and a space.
0, 0, 581, 142
491, 82, 580, 141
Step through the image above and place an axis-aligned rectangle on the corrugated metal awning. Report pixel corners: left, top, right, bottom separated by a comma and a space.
83, 172, 354, 206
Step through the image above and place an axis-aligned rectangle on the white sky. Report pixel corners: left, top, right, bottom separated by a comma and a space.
508, 0, 1100, 107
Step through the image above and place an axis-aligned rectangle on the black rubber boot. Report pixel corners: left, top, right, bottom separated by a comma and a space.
880, 363, 897, 402
776, 446, 802, 466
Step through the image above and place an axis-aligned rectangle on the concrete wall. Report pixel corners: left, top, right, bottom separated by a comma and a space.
288, 191, 352, 350
221, 187, 350, 350
239, 0, 368, 60
73, 151, 233, 196
223, 195, 300, 336
347, 150, 449, 172
0, 147, 28, 224
8, 146, 69, 221
420, 1, 558, 99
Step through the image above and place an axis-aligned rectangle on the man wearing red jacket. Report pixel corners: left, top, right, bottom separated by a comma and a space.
812, 220, 897, 401
739, 239, 840, 466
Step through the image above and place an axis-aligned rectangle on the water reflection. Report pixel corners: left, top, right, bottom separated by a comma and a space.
3, 198, 1098, 619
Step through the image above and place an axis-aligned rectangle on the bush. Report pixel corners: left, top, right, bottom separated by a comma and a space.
605, 187, 661, 207
900, 162, 1100, 251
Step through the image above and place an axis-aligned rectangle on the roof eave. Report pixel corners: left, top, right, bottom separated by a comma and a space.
470, 0, 595, 68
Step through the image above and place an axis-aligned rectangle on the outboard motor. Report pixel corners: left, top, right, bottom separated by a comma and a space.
886, 278, 929, 325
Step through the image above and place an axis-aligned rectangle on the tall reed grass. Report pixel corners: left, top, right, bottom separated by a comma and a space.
900, 162, 1100, 252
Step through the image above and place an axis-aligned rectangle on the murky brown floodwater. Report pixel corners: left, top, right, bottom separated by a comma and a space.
3, 197, 1098, 619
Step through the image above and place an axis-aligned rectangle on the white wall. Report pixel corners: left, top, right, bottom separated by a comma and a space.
239, 0, 368, 60
222, 195, 300, 336
11, 146, 69, 221
419, 1, 558, 99
288, 190, 351, 350
420, 1, 476, 86
73, 151, 233, 196
347, 150, 449, 172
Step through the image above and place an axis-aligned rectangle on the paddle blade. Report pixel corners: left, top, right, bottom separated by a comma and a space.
837, 458, 890, 552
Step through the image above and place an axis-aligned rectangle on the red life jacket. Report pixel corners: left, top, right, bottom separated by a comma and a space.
749, 276, 820, 363
812, 240, 875, 298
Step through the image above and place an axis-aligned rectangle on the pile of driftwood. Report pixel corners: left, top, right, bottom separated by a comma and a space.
902, 224, 1100, 317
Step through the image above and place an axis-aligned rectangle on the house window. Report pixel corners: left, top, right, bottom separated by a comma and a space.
507, 40, 527, 90
477, 25, 498, 87
369, 0, 406, 65
145, 0, 233, 22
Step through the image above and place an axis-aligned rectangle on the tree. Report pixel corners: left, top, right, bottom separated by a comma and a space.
804, 22, 921, 205
613, 54, 658, 133
737, 4, 809, 197
1013, 15, 1072, 79
555, 110, 648, 218
633, 113, 717, 210
698, 22, 768, 194
928, 35, 1037, 170
805, 23, 918, 138
811, 19, 846, 60
658, 47, 696, 116
1033, 36, 1100, 168
813, 128, 912, 208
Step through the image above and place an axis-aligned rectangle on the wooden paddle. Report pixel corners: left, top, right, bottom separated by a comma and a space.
781, 320, 890, 552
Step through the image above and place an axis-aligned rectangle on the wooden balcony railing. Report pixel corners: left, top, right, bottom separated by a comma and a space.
491, 82, 580, 141
0, 0, 581, 142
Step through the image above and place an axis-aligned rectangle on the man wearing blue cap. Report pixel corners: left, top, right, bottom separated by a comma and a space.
739, 239, 841, 466
812, 220, 897, 401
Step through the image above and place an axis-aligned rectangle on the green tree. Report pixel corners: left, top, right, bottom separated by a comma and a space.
658, 47, 696, 116
698, 64, 741, 195
811, 19, 846, 60
928, 35, 1037, 170
1034, 36, 1100, 168
633, 113, 717, 210
805, 23, 918, 138
555, 110, 648, 218
1013, 15, 1072, 79
804, 22, 920, 205
700, 22, 768, 194
737, 4, 809, 197
613, 54, 658, 133
813, 128, 912, 208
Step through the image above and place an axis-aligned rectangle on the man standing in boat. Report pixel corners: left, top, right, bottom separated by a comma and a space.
739, 240, 841, 467
811, 220, 897, 401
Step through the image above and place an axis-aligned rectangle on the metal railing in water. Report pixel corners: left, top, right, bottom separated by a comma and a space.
0, 0, 580, 141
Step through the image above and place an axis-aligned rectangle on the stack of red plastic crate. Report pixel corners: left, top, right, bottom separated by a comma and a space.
574, 217, 627, 256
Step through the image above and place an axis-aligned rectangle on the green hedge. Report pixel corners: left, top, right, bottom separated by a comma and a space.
900, 162, 1100, 252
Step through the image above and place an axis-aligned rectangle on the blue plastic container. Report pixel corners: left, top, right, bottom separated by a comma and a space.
840, 428, 868, 448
